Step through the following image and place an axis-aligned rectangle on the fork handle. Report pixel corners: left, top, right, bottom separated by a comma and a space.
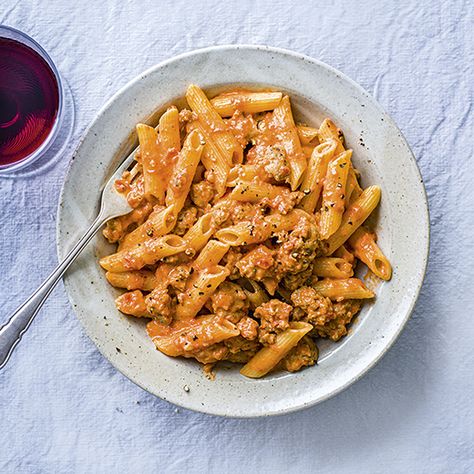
0, 214, 106, 369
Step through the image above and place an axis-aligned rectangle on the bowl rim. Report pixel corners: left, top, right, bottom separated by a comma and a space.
57, 44, 430, 417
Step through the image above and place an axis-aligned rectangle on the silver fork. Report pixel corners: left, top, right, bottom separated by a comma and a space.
0, 149, 137, 369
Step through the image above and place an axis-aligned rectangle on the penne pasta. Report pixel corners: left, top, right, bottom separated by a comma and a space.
175, 266, 230, 320
165, 129, 204, 215
227, 164, 260, 186
106, 270, 157, 291
193, 240, 230, 270
183, 212, 216, 253
348, 227, 392, 280
312, 278, 375, 300
210, 90, 283, 117
158, 106, 181, 153
240, 322, 313, 378
312, 257, 354, 279
118, 205, 176, 250
99, 234, 186, 272
186, 84, 243, 182
229, 181, 286, 202
318, 118, 345, 155
270, 96, 307, 190
319, 150, 352, 239
324, 185, 381, 255
299, 139, 338, 213
148, 315, 239, 356
297, 125, 319, 145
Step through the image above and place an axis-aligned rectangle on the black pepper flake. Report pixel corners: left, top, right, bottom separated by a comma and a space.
116, 347, 121, 353
198, 291, 205, 296
206, 284, 212, 288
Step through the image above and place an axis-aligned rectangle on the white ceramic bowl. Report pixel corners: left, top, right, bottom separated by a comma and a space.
57, 45, 429, 417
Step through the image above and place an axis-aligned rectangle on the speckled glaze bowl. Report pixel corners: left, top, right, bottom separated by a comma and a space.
57, 45, 429, 417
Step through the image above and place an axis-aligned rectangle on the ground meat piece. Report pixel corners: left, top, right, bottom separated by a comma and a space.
224, 336, 260, 354
191, 180, 215, 209
179, 108, 198, 126
236, 316, 259, 340
275, 216, 322, 276
145, 286, 174, 325
189, 343, 230, 364
279, 336, 318, 372
281, 266, 314, 291
265, 190, 304, 214
167, 265, 191, 291
209, 282, 249, 323
247, 144, 291, 183
314, 300, 362, 341
291, 286, 362, 341
255, 299, 292, 345
291, 286, 334, 326
174, 206, 198, 236
221, 247, 245, 280
229, 202, 264, 224
225, 111, 258, 148
236, 245, 275, 281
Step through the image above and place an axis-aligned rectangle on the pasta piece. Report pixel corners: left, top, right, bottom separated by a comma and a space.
186, 84, 242, 179
297, 125, 319, 145
175, 266, 230, 320
106, 270, 157, 291
148, 315, 239, 356
115, 290, 150, 317
312, 278, 374, 300
319, 150, 352, 239
229, 181, 286, 202
103, 200, 153, 243
227, 165, 259, 186
119, 205, 176, 250
210, 90, 282, 117
270, 96, 307, 190
344, 167, 362, 208
240, 322, 312, 378
165, 129, 204, 214
189, 120, 229, 197
302, 145, 315, 158
99, 234, 186, 272
324, 185, 381, 255
318, 118, 345, 155
159, 106, 181, 153
239, 279, 269, 308
194, 240, 230, 270
215, 220, 272, 246
299, 139, 338, 213
183, 212, 216, 253
136, 124, 164, 202
333, 244, 355, 265
348, 227, 392, 280
312, 257, 354, 279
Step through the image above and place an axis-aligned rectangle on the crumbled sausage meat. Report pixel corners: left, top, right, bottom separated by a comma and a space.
291, 286, 362, 341
191, 180, 215, 209
279, 336, 318, 372
254, 299, 292, 345
210, 282, 249, 323
236, 245, 275, 281
174, 206, 198, 236
276, 217, 322, 276
145, 286, 174, 325
236, 316, 259, 340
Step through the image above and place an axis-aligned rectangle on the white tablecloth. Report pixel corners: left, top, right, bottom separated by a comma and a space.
1, 1, 473, 472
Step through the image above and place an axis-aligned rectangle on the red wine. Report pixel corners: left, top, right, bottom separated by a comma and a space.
0, 37, 59, 166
